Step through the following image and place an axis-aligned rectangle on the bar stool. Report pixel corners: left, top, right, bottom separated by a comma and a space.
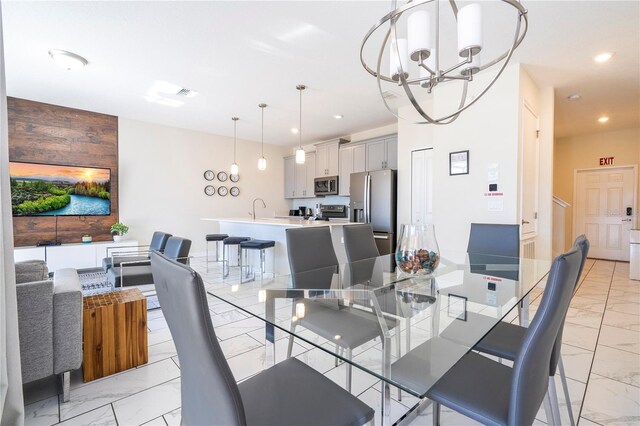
205, 234, 228, 272
222, 237, 250, 278
239, 240, 276, 283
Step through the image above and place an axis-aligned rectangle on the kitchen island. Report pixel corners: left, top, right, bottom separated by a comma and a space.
201, 217, 353, 275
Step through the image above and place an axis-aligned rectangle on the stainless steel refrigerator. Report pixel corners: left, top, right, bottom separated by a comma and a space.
350, 169, 397, 256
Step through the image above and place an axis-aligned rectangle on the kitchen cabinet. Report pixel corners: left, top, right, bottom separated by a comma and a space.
366, 135, 398, 171
315, 139, 343, 177
339, 143, 367, 196
284, 153, 315, 199
284, 156, 296, 199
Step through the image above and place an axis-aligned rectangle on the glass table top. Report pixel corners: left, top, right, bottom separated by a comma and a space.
206, 251, 552, 398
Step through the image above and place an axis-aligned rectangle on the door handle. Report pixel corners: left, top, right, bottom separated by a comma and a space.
521, 220, 530, 225
622, 219, 632, 222
373, 235, 389, 240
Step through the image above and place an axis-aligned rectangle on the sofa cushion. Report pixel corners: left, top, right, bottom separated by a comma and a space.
15, 260, 48, 284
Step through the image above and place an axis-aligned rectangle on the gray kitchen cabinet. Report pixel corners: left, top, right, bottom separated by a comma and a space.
285, 153, 316, 199
303, 152, 316, 197
366, 135, 398, 171
339, 143, 367, 196
284, 156, 296, 199
315, 139, 342, 177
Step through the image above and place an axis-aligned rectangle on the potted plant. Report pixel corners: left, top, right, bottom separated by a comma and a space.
110, 222, 129, 242
82, 234, 92, 243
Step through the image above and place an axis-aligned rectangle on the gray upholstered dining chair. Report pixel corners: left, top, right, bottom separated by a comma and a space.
107, 236, 191, 289
150, 250, 375, 426
467, 223, 520, 257
473, 235, 590, 426
344, 224, 379, 262
102, 231, 172, 272
426, 246, 583, 426
285, 226, 395, 392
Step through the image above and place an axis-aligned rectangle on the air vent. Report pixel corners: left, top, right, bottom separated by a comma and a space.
381, 90, 399, 100
176, 88, 193, 97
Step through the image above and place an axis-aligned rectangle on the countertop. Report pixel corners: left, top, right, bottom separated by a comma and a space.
201, 217, 353, 227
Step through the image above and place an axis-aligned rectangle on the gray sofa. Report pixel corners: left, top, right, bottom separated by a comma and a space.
15, 260, 83, 402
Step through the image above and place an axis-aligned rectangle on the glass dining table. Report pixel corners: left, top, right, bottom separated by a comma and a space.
206, 251, 552, 425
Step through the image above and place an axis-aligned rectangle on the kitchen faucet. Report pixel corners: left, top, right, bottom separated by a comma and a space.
251, 198, 266, 220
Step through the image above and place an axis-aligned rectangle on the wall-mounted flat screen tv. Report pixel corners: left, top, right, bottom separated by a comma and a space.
10, 161, 111, 216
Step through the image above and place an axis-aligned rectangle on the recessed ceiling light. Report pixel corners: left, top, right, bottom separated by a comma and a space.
333, 114, 343, 119
593, 52, 614, 63
567, 94, 582, 101
598, 116, 609, 123
48, 49, 88, 70
291, 128, 299, 134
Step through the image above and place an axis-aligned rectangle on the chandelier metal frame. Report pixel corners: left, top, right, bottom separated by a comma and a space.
360, 0, 529, 125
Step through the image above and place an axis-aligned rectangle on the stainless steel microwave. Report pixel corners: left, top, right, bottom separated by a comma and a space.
314, 176, 339, 196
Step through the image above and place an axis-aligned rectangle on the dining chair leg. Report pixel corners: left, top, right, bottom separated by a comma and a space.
432, 401, 440, 426
346, 348, 352, 393
558, 356, 576, 426
396, 327, 402, 401
543, 392, 556, 426
548, 376, 562, 426
286, 319, 296, 359
223, 245, 229, 278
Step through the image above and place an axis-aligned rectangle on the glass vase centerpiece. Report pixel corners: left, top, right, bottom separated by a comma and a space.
396, 224, 440, 275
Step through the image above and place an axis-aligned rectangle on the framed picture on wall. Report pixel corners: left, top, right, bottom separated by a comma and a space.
449, 150, 469, 175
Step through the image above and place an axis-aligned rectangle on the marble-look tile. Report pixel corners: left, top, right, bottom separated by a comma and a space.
606, 298, 640, 317
218, 333, 263, 359
575, 284, 610, 301
112, 379, 181, 425
24, 395, 59, 426
59, 359, 180, 421
603, 309, 640, 332
609, 287, 640, 299
324, 361, 381, 396
57, 404, 117, 426
296, 346, 344, 375
147, 316, 169, 331
578, 417, 603, 426
359, 386, 423, 426
147, 339, 178, 365
599, 325, 640, 354
163, 408, 181, 426
210, 308, 248, 327
214, 316, 266, 340
227, 339, 306, 382
141, 417, 167, 425
561, 344, 595, 384
147, 327, 174, 346
582, 374, 640, 425
570, 297, 607, 314
562, 322, 600, 351
592, 345, 640, 387
565, 307, 604, 330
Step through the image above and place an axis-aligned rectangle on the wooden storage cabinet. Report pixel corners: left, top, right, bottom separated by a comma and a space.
284, 153, 315, 199
366, 135, 398, 171
82, 289, 148, 382
315, 140, 342, 177
339, 143, 366, 196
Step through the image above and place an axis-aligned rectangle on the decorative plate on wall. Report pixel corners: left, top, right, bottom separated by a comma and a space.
204, 170, 215, 181
218, 186, 228, 196
230, 174, 240, 182
204, 185, 216, 196
217, 171, 228, 182
230, 186, 240, 196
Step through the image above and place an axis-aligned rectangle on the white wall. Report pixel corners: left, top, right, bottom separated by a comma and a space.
118, 118, 291, 253
397, 64, 554, 258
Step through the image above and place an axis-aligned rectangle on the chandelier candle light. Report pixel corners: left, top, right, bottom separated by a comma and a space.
295, 84, 306, 164
360, 0, 528, 124
231, 117, 239, 175
258, 103, 267, 171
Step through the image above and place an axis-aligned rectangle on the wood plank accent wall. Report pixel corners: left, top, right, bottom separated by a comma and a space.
8, 97, 119, 246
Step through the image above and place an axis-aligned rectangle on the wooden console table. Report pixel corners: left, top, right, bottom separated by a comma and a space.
82, 289, 148, 382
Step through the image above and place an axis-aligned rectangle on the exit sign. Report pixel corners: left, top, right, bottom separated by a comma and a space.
600, 157, 615, 166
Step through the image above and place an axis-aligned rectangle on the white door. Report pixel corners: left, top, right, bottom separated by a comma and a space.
411, 148, 434, 224
575, 167, 636, 261
520, 104, 539, 236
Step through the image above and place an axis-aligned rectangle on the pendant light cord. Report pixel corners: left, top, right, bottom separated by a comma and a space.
298, 87, 302, 149
233, 118, 237, 163
261, 107, 264, 157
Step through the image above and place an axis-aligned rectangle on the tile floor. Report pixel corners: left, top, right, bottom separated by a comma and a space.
22, 257, 640, 425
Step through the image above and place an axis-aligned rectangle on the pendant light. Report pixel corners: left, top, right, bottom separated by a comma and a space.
258, 103, 267, 171
295, 84, 306, 164
230, 117, 239, 175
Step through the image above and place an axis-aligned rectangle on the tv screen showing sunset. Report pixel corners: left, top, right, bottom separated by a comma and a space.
10, 162, 111, 216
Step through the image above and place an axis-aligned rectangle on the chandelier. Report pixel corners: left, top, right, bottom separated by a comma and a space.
360, 0, 528, 124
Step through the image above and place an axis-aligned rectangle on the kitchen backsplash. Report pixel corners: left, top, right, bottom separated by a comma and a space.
288, 196, 351, 217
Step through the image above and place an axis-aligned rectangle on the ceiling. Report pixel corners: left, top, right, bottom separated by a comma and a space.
2, 1, 638, 145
